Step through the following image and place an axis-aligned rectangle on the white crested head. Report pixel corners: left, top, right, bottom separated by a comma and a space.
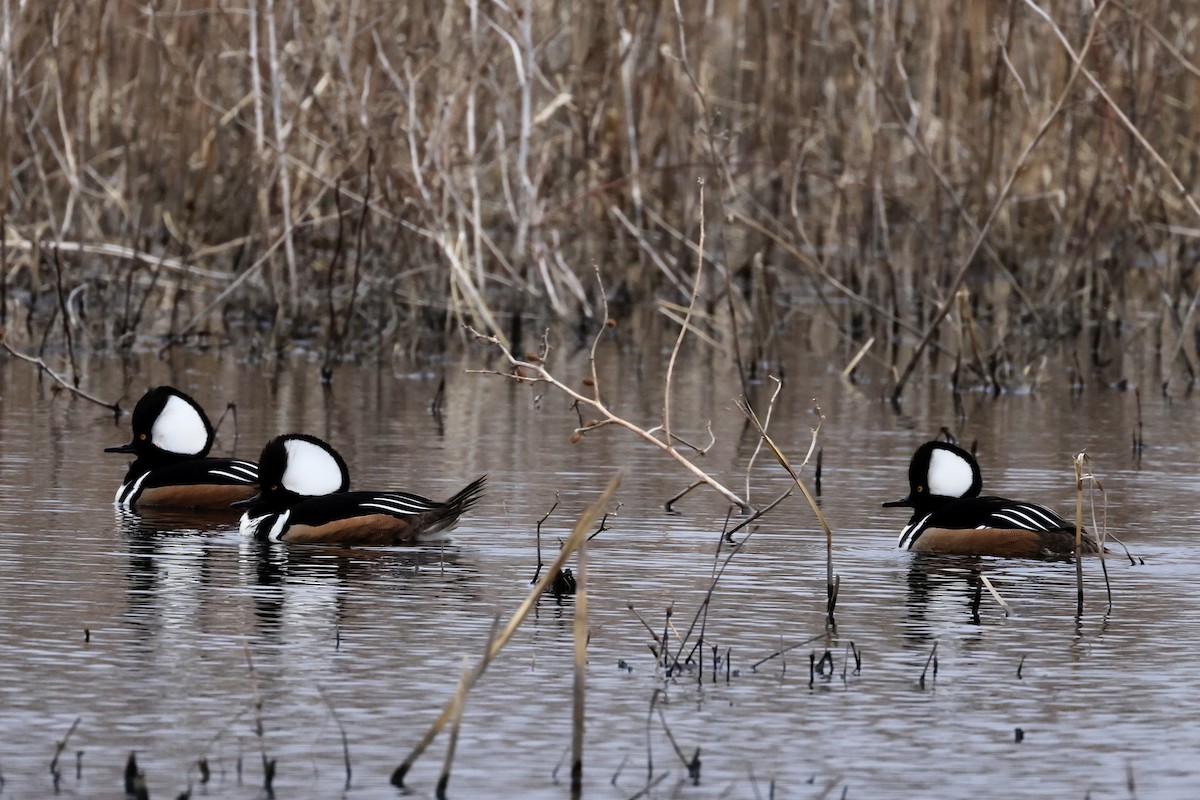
150, 394, 212, 456
927, 446, 975, 498
281, 437, 348, 496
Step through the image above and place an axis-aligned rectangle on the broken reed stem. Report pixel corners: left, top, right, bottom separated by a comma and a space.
467, 323, 750, 511
50, 716, 81, 787
749, 633, 827, 671
919, 642, 939, 688
738, 397, 837, 627
979, 575, 1011, 616
571, 519, 589, 798
663, 180, 704, 454
392, 474, 621, 789
1073, 453, 1086, 617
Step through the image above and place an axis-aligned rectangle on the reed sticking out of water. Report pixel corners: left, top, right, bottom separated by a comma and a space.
124, 752, 149, 799
748, 633, 827, 672
50, 716, 81, 791
242, 643, 274, 797
531, 497, 560, 585
739, 398, 837, 628
645, 690, 700, 786
919, 642, 939, 689
842, 642, 861, 680
1073, 453, 1086, 615
666, 489, 793, 674
315, 686, 352, 790
49, 249, 79, 388
1074, 453, 1116, 611
980, 575, 1011, 616
571, 520, 590, 798
392, 475, 620, 790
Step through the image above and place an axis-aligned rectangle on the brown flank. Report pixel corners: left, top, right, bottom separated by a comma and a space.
912, 527, 1100, 559
138, 484, 258, 509
281, 514, 427, 546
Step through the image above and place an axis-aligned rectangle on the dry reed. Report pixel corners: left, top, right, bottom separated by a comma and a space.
0, 1, 1194, 395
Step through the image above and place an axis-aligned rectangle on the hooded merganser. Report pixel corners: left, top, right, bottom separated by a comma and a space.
106, 386, 259, 510
235, 433, 486, 545
884, 440, 1100, 558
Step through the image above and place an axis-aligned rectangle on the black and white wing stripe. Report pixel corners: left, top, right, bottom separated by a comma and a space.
357, 492, 440, 516
980, 501, 1071, 532
207, 459, 259, 485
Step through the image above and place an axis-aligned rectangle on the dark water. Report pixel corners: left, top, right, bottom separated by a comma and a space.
0, 340, 1196, 799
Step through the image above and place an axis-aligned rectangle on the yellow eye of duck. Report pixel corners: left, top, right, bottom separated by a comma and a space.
270, 484, 278, 492
916, 485, 924, 493
139, 433, 148, 441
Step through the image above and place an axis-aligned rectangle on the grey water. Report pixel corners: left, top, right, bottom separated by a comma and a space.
0, 336, 1197, 799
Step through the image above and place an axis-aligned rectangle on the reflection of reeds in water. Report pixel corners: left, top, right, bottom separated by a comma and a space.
2, 2, 1196, 393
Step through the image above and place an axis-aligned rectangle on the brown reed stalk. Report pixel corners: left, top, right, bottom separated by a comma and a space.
739, 399, 837, 627
1073, 453, 1086, 616
391, 474, 620, 789
979, 575, 1011, 616
436, 618, 498, 800
571, 516, 589, 798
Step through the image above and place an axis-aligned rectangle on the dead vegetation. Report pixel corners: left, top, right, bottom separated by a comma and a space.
1, 2, 1198, 395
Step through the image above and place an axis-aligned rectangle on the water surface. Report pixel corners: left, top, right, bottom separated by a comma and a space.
0, 342, 1195, 798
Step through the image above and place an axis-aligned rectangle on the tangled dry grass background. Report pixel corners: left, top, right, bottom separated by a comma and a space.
1, 1, 1198, 394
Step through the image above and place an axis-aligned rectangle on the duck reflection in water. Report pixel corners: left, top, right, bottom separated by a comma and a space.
903, 556, 999, 642
241, 538, 480, 642
116, 509, 226, 661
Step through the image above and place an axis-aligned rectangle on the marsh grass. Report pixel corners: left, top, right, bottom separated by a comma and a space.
1, 2, 1198, 393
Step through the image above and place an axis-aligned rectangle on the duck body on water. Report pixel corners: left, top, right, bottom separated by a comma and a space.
107, 387, 1094, 558
235, 433, 487, 546
885, 441, 1100, 558
106, 386, 258, 510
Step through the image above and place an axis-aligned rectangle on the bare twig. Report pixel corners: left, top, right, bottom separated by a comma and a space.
467, 322, 750, 511
1, 338, 120, 412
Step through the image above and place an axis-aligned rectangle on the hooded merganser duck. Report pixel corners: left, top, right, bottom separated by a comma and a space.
106, 386, 259, 510
884, 440, 1100, 558
235, 433, 486, 545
